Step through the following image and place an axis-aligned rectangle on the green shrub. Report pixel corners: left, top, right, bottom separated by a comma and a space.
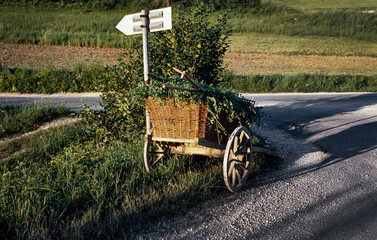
0, 104, 69, 139
0, 64, 108, 93
84, 4, 233, 143
232, 7, 377, 42
222, 74, 377, 93
148, 3, 231, 85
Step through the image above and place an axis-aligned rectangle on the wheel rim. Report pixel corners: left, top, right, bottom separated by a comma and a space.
144, 141, 167, 173
223, 127, 253, 192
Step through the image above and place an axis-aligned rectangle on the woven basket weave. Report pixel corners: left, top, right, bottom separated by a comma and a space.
145, 97, 239, 144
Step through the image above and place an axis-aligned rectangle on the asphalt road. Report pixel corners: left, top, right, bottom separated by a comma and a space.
0, 93, 103, 112
1, 92, 376, 239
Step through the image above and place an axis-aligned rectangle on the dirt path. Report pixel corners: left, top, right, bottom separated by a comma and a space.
1, 43, 376, 75
0, 117, 79, 146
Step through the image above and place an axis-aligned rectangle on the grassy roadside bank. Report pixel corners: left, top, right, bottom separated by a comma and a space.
0, 64, 106, 93
0, 103, 69, 139
1, 64, 376, 93
0, 104, 278, 239
222, 74, 377, 93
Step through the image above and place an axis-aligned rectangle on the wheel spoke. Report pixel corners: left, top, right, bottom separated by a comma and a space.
233, 136, 239, 153
239, 131, 245, 144
235, 165, 242, 184
237, 162, 248, 171
232, 167, 236, 186
151, 154, 163, 167
228, 160, 236, 176
229, 149, 236, 160
238, 139, 250, 155
150, 151, 164, 154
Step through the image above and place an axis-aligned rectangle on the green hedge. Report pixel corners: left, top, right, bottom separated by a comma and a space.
223, 73, 377, 93
0, 64, 108, 93
2, 65, 377, 94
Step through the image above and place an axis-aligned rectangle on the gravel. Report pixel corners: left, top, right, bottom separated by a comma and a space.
135, 126, 329, 240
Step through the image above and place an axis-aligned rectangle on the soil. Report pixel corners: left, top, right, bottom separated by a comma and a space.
0, 42, 122, 70
1, 43, 376, 75
225, 51, 377, 76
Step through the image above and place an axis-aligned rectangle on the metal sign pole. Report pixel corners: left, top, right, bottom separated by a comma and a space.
116, 7, 171, 140
116, 7, 171, 84
141, 10, 150, 84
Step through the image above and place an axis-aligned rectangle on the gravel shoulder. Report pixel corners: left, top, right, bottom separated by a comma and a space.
136, 93, 377, 239
136, 126, 327, 239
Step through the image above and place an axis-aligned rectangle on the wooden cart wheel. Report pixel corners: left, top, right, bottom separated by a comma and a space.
223, 126, 253, 192
144, 141, 169, 173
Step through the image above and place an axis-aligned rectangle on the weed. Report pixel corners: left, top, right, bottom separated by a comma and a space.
0, 104, 70, 139
221, 74, 377, 93
0, 122, 277, 239
0, 64, 108, 93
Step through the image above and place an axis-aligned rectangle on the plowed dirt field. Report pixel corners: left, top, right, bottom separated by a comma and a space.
1, 43, 376, 76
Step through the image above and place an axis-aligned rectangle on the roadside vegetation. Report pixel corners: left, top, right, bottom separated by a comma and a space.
1, 0, 375, 238
0, 63, 106, 93
0, 103, 69, 139
0, 5, 281, 239
1, 63, 376, 94
222, 74, 377, 93
1, 117, 277, 239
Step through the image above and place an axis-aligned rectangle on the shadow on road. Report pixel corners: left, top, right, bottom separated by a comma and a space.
248, 93, 377, 188
243, 93, 377, 238
261, 93, 377, 162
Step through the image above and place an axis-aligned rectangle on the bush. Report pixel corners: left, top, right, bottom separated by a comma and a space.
222, 74, 377, 93
148, 3, 231, 85
0, 64, 108, 93
84, 4, 233, 142
0, 104, 69, 139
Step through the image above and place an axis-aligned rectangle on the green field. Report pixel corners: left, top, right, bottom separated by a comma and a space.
1, 1, 376, 54
0, 6, 137, 48
265, 0, 377, 10
230, 33, 377, 56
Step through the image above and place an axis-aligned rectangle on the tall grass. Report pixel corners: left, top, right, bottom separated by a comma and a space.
0, 64, 108, 93
232, 7, 377, 42
1, 3, 376, 48
0, 113, 277, 239
0, 124, 239, 238
0, 104, 69, 139
2, 63, 377, 94
229, 33, 377, 57
0, 6, 139, 48
265, 0, 377, 11
223, 73, 377, 93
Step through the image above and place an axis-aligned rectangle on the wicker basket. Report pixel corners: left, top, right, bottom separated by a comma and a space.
145, 97, 239, 144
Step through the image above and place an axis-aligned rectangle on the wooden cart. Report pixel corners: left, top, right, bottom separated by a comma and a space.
144, 69, 254, 192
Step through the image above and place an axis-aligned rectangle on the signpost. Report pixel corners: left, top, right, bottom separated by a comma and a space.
116, 7, 172, 84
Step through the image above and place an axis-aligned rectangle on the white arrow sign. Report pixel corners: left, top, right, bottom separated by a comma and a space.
116, 7, 172, 36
